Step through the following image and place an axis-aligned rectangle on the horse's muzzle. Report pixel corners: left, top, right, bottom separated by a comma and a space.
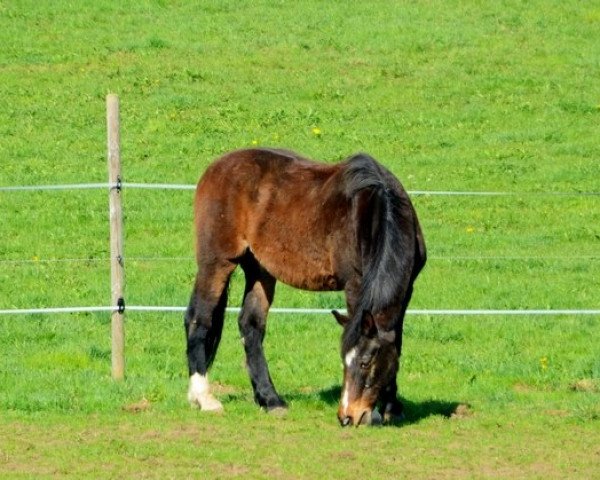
339, 409, 380, 427
338, 410, 372, 427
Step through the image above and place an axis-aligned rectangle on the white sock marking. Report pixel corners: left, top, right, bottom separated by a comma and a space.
190, 372, 209, 395
188, 373, 223, 412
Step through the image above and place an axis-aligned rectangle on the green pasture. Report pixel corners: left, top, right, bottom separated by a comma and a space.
1, 1, 599, 478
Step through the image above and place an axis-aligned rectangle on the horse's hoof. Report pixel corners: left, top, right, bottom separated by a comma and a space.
371, 409, 383, 426
187, 390, 200, 409
188, 391, 224, 413
200, 395, 224, 413
267, 406, 288, 417
383, 410, 406, 424
202, 404, 224, 414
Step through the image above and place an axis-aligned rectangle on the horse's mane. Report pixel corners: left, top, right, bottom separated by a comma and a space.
342, 154, 416, 347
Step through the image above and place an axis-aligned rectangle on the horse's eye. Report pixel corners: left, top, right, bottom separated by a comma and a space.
359, 346, 380, 369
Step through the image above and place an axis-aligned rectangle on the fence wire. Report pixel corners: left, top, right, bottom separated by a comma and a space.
1, 181, 599, 196
1, 254, 599, 266
0, 305, 599, 316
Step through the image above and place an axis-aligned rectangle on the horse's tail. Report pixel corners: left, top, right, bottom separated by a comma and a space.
344, 154, 417, 315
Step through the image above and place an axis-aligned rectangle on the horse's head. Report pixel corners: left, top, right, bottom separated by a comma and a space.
332, 310, 398, 427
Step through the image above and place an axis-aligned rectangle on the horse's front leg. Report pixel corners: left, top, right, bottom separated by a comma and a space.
380, 314, 408, 424
379, 380, 405, 424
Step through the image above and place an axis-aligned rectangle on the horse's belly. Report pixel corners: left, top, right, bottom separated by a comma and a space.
251, 242, 344, 292
279, 270, 343, 292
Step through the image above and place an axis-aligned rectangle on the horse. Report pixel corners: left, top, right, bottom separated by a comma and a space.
184, 148, 426, 426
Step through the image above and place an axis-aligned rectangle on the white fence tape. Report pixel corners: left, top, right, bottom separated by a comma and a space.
1, 254, 598, 266
0, 183, 115, 192
1, 306, 598, 316
1, 181, 599, 196
122, 182, 196, 190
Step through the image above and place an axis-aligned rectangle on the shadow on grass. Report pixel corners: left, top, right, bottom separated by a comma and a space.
316, 385, 463, 427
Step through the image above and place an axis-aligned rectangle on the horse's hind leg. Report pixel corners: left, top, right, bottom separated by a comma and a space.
185, 259, 235, 411
238, 253, 286, 411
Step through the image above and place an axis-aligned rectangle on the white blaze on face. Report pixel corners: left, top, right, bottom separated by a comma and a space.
344, 347, 357, 368
341, 347, 357, 415
341, 381, 350, 412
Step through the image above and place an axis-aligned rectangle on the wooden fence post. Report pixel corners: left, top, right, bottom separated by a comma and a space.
107, 94, 125, 381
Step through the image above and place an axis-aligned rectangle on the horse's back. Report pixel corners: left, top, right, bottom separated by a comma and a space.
195, 148, 341, 213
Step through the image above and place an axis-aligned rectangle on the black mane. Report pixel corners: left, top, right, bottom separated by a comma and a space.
342, 154, 417, 351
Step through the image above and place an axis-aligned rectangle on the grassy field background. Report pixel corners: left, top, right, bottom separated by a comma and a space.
1, 1, 599, 478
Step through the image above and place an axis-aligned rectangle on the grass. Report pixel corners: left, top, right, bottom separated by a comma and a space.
1, 0, 599, 478
1, 314, 599, 478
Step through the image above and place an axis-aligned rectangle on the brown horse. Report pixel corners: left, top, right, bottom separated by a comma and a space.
185, 148, 426, 426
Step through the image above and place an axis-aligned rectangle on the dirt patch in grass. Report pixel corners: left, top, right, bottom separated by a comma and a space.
211, 382, 238, 396
569, 379, 598, 393
221, 463, 251, 476
513, 382, 537, 393
122, 397, 152, 413
450, 403, 473, 420
545, 409, 570, 417
335, 450, 357, 461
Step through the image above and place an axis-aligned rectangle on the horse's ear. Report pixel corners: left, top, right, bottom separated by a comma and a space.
361, 310, 377, 337
332, 310, 349, 327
